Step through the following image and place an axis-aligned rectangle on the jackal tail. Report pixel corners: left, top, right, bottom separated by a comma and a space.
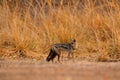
46, 48, 57, 62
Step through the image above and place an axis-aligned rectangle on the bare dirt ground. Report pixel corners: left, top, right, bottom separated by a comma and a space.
0, 58, 120, 80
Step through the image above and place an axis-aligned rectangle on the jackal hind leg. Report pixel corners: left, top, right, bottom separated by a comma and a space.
57, 52, 61, 63
57, 54, 60, 63
55, 48, 62, 63
51, 58, 54, 63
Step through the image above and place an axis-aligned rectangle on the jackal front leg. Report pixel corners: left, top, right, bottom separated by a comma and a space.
68, 51, 74, 59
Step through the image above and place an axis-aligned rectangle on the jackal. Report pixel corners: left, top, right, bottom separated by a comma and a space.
46, 39, 76, 62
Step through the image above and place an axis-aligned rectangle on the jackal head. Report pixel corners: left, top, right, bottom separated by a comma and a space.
70, 39, 76, 49
70, 39, 76, 45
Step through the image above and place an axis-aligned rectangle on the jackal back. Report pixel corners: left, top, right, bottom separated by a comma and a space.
53, 39, 76, 52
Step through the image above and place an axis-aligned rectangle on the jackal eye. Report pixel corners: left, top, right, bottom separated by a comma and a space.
73, 39, 76, 42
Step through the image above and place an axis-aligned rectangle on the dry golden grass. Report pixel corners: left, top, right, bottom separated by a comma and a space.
0, 0, 120, 61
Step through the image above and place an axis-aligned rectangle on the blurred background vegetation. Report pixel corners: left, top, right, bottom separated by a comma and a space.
0, 0, 120, 61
